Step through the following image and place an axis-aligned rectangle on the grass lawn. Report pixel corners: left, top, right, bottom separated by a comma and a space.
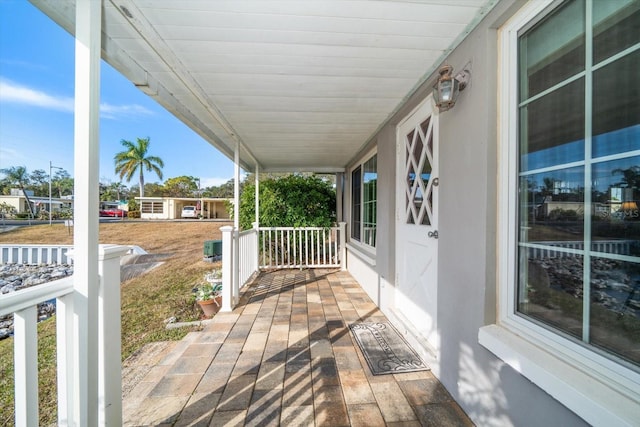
0, 220, 231, 426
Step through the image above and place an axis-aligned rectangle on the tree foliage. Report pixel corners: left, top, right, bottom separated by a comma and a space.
163, 176, 199, 197
29, 169, 49, 196
0, 166, 35, 216
52, 170, 73, 197
202, 178, 236, 198
100, 181, 129, 201
239, 174, 336, 230
114, 137, 164, 198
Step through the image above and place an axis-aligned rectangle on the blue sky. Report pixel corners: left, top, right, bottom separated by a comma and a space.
0, 0, 235, 188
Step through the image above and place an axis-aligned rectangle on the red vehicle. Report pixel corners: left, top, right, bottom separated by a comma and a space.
99, 208, 126, 217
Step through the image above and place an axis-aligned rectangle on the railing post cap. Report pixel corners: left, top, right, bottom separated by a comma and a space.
98, 244, 131, 260
220, 225, 234, 232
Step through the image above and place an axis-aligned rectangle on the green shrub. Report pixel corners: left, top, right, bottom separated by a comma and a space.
128, 210, 141, 218
239, 174, 336, 230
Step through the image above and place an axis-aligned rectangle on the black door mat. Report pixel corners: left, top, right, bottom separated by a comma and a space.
349, 322, 429, 375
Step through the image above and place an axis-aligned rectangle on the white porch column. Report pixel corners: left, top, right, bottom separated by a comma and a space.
98, 244, 129, 426
254, 164, 259, 227
73, 0, 102, 425
220, 226, 234, 312
339, 222, 347, 271
254, 164, 260, 271
336, 172, 344, 223
233, 141, 240, 304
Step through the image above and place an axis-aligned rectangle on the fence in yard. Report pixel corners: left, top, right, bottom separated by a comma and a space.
0, 245, 74, 265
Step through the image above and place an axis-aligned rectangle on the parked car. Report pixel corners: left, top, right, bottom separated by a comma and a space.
99, 208, 126, 217
181, 206, 199, 218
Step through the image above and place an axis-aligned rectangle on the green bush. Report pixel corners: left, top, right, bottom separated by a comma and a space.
128, 210, 141, 218
128, 199, 139, 212
239, 174, 336, 230
58, 208, 73, 219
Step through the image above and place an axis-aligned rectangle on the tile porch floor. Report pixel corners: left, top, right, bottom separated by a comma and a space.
123, 269, 473, 426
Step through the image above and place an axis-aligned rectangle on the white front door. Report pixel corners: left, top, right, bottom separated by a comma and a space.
395, 97, 439, 351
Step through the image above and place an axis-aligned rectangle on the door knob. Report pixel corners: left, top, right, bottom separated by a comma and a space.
428, 230, 439, 239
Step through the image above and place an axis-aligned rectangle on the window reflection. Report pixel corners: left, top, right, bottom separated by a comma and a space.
589, 258, 640, 365
519, 167, 585, 243
592, 157, 640, 254
519, 0, 585, 100
519, 79, 585, 172
519, 251, 584, 340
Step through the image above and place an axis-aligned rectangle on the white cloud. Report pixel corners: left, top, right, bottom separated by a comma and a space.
0, 78, 73, 112
0, 78, 153, 119
100, 102, 153, 120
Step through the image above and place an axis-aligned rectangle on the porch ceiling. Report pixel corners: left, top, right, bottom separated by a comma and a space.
31, 0, 496, 172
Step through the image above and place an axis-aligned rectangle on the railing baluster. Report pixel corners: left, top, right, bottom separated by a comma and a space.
316, 229, 321, 266
305, 229, 309, 266
286, 229, 290, 267
272, 229, 277, 268
323, 229, 327, 265
298, 229, 302, 268
280, 229, 284, 267
57, 292, 74, 425
14, 305, 39, 427
260, 230, 264, 268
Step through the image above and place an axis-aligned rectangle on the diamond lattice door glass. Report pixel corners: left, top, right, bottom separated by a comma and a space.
405, 117, 434, 225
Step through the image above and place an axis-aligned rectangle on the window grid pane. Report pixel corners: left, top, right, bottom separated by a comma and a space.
351, 166, 362, 241
363, 155, 377, 247
516, 0, 640, 366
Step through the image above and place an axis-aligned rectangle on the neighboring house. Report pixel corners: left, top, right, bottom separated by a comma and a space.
0, 189, 73, 216
135, 196, 231, 220
26, 1, 640, 426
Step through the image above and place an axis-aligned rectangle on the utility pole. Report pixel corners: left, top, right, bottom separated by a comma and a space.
49, 161, 63, 225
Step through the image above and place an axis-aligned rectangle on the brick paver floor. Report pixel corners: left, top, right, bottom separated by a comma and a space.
123, 269, 473, 426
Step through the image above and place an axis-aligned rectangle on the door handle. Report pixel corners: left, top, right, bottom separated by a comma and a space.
428, 230, 439, 239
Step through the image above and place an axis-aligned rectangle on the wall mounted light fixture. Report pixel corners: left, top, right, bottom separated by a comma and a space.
433, 65, 471, 112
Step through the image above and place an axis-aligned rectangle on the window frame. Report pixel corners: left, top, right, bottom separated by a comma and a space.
349, 149, 377, 250
141, 201, 164, 214
479, 1, 640, 425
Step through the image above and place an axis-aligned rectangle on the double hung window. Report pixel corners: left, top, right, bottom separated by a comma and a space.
351, 153, 377, 248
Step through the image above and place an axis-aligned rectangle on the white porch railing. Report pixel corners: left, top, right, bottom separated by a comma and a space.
238, 228, 259, 288
0, 245, 74, 265
220, 223, 346, 312
258, 226, 343, 269
0, 244, 128, 426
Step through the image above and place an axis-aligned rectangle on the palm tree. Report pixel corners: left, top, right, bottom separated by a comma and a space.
114, 137, 164, 197
0, 166, 35, 216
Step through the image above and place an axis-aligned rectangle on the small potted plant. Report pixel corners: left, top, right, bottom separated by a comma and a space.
195, 269, 222, 318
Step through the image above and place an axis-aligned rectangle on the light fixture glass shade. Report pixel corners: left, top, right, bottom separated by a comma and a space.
434, 77, 459, 111
432, 64, 462, 112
